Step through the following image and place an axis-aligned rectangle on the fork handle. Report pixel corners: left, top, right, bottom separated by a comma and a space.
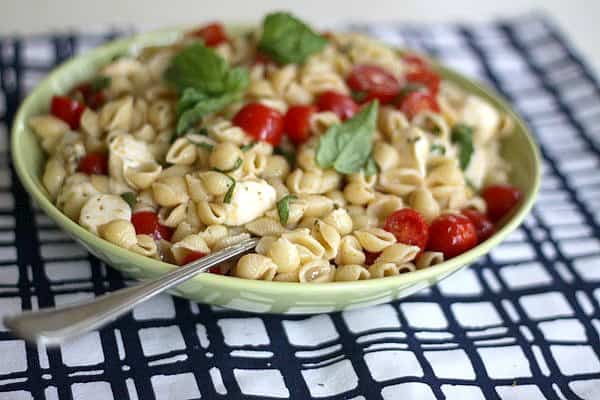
4, 238, 258, 346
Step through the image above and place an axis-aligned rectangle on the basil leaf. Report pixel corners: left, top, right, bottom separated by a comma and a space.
212, 157, 243, 173
277, 194, 297, 225
165, 43, 247, 94
165, 43, 249, 137
90, 76, 111, 91
120, 192, 136, 209
223, 176, 236, 204
176, 89, 242, 135
364, 156, 379, 176
430, 144, 446, 155
274, 146, 296, 166
258, 12, 328, 64
451, 123, 474, 170
316, 101, 379, 174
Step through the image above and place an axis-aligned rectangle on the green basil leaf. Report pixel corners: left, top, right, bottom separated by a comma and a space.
90, 76, 111, 91
274, 146, 296, 166
223, 176, 236, 204
175, 89, 242, 136
165, 44, 249, 138
363, 156, 379, 176
120, 192, 136, 209
258, 12, 328, 64
276, 194, 297, 225
212, 157, 243, 173
451, 123, 474, 170
430, 144, 446, 155
165, 43, 235, 94
316, 101, 379, 174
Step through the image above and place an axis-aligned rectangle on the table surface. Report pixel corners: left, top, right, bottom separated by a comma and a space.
2, 0, 600, 73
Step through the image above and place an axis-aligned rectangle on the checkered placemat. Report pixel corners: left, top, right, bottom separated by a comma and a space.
1, 14, 600, 400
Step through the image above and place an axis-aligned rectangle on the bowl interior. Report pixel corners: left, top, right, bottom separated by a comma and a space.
10, 27, 541, 313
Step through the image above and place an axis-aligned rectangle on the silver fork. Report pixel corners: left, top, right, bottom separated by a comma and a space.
4, 237, 258, 347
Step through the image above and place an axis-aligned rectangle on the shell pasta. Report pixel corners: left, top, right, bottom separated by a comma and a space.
30, 13, 522, 283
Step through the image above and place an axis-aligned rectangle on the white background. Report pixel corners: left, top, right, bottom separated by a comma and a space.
2, 0, 600, 71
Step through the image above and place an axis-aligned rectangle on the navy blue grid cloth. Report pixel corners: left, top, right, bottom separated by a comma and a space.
1, 14, 600, 400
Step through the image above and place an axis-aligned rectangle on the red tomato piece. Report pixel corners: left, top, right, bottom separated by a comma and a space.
406, 69, 441, 96
316, 91, 359, 120
403, 53, 429, 70
233, 103, 284, 145
181, 251, 207, 265
130, 211, 173, 241
254, 52, 273, 65
398, 91, 440, 119
347, 65, 401, 104
71, 83, 106, 110
482, 184, 522, 222
284, 105, 316, 145
427, 214, 478, 258
50, 95, 86, 129
364, 251, 380, 265
77, 152, 108, 175
188, 22, 228, 47
383, 209, 429, 252
131, 211, 159, 236
462, 208, 496, 243
155, 224, 174, 242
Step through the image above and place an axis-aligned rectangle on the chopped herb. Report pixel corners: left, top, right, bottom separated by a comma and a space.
430, 144, 446, 155
241, 142, 257, 152
351, 90, 368, 103
316, 101, 379, 174
274, 146, 296, 166
258, 12, 328, 64
223, 175, 236, 204
196, 142, 214, 151
363, 156, 379, 176
120, 192, 136, 208
198, 127, 209, 136
276, 194, 297, 225
212, 157, 243, 173
90, 76, 111, 91
451, 123, 474, 170
396, 82, 427, 102
407, 136, 422, 143
164, 43, 249, 137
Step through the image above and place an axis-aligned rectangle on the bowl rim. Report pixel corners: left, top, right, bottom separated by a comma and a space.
11, 26, 542, 296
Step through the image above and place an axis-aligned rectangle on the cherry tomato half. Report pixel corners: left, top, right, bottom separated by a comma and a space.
71, 83, 106, 110
233, 103, 284, 146
482, 184, 522, 222
364, 251, 381, 265
188, 22, 228, 47
403, 53, 430, 70
317, 91, 358, 121
77, 153, 108, 175
406, 69, 441, 96
284, 105, 316, 145
398, 91, 440, 120
50, 95, 86, 129
427, 214, 478, 258
131, 211, 173, 241
383, 209, 429, 252
347, 65, 401, 104
462, 208, 496, 243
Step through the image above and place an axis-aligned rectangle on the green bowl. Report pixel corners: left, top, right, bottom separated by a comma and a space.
11, 27, 541, 314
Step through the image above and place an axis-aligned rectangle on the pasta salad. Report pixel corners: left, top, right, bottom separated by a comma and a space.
28, 13, 522, 283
